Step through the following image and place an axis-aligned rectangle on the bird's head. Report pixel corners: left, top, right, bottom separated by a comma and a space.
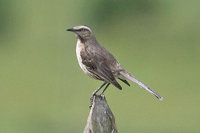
67, 25, 93, 41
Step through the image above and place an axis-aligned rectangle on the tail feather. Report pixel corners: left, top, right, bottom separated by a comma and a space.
120, 71, 163, 101
119, 78, 130, 86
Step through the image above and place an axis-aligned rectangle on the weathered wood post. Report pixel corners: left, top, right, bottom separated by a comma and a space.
83, 95, 118, 133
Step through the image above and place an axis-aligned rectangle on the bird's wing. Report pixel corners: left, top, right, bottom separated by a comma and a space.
80, 50, 122, 90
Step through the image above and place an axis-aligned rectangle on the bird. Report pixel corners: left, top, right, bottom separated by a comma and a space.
67, 25, 163, 101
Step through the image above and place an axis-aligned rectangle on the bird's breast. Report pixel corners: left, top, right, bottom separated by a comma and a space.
76, 40, 90, 75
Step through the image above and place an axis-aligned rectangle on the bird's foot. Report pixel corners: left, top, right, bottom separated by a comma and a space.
89, 82, 108, 108
89, 93, 95, 108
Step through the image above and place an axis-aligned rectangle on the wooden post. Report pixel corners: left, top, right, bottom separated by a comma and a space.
83, 95, 118, 133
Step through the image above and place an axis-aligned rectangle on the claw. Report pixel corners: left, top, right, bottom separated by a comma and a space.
89, 82, 107, 108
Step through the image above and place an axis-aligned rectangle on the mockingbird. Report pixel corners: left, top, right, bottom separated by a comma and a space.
67, 25, 163, 101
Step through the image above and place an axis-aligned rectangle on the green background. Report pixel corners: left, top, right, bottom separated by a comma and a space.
0, 0, 200, 133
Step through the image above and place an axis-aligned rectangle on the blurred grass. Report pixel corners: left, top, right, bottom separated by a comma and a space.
0, 0, 200, 133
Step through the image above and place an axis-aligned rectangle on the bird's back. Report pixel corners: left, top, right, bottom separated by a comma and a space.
85, 40, 122, 72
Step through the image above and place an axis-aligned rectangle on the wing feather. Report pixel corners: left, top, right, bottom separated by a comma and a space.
81, 50, 122, 90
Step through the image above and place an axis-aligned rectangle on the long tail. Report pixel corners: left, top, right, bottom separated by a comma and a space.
120, 71, 163, 101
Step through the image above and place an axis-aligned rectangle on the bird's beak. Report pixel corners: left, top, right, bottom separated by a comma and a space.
66, 28, 74, 32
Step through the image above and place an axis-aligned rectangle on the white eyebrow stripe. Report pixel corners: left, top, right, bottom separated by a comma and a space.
73, 25, 92, 32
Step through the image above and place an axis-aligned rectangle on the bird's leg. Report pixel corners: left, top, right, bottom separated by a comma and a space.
89, 82, 107, 108
100, 83, 110, 95
91, 82, 107, 97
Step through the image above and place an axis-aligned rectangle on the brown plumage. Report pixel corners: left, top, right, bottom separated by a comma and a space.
67, 25, 163, 100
